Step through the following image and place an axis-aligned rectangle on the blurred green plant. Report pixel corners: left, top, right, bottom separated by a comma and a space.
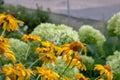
106, 51, 120, 80
78, 25, 106, 57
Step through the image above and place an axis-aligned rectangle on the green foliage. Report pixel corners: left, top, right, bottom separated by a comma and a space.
32, 23, 79, 46
106, 51, 120, 80
107, 12, 120, 36
0, 4, 52, 33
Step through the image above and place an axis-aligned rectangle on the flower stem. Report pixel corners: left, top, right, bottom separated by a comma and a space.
28, 58, 40, 68
1, 29, 6, 37
59, 56, 74, 79
25, 44, 30, 61
36, 75, 40, 80
95, 74, 103, 80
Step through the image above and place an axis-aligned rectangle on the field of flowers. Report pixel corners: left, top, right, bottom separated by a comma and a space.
0, 10, 120, 80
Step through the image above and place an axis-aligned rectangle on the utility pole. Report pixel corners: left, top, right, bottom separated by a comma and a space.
67, 0, 70, 25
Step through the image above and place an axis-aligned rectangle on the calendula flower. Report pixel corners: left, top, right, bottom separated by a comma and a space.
22, 34, 41, 42
0, 42, 16, 62
0, 14, 24, 32
0, 63, 32, 80
14, 63, 32, 80
0, 65, 15, 80
57, 42, 86, 59
0, 36, 9, 44
34, 66, 59, 80
75, 73, 89, 80
94, 64, 113, 80
67, 56, 86, 71
36, 41, 57, 63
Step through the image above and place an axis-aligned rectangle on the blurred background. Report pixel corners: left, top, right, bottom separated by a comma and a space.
1, 0, 120, 33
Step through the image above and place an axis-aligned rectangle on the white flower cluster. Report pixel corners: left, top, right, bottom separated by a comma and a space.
45, 57, 79, 80
78, 25, 106, 54
32, 23, 79, 46
106, 51, 120, 74
10, 38, 29, 62
107, 12, 120, 36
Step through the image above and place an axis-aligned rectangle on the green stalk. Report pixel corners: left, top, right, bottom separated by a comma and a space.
1, 29, 6, 37
28, 58, 40, 68
59, 56, 74, 80
25, 44, 31, 61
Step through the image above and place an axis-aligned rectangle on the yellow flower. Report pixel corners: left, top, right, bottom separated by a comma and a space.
22, 34, 41, 42
34, 66, 59, 80
98, 78, 104, 80
36, 41, 57, 64
0, 36, 9, 44
0, 65, 16, 80
94, 64, 113, 80
75, 73, 89, 80
62, 76, 72, 80
0, 42, 16, 62
0, 63, 32, 80
0, 14, 24, 32
69, 56, 86, 71
14, 63, 32, 80
57, 42, 86, 59
4, 50, 16, 63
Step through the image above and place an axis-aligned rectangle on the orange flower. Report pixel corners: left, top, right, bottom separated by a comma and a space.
22, 34, 41, 42
94, 64, 113, 80
71, 56, 86, 70
0, 42, 16, 62
0, 14, 24, 32
34, 66, 59, 80
0, 63, 32, 80
57, 42, 86, 59
36, 41, 57, 64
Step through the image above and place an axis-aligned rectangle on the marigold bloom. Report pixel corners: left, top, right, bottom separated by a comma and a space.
0, 42, 16, 62
36, 41, 57, 63
57, 42, 86, 59
0, 63, 32, 80
14, 64, 32, 80
0, 65, 15, 80
94, 64, 113, 80
34, 66, 59, 80
0, 37, 9, 44
22, 34, 41, 42
66, 56, 86, 71
0, 14, 24, 32
75, 73, 89, 80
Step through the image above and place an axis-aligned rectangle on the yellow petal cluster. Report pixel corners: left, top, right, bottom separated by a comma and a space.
22, 34, 41, 42
75, 73, 89, 80
57, 42, 86, 60
34, 66, 59, 80
0, 37, 16, 62
69, 56, 86, 71
36, 41, 57, 63
0, 63, 32, 80
94, 64, 113, 80
0, 14, 24, 32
